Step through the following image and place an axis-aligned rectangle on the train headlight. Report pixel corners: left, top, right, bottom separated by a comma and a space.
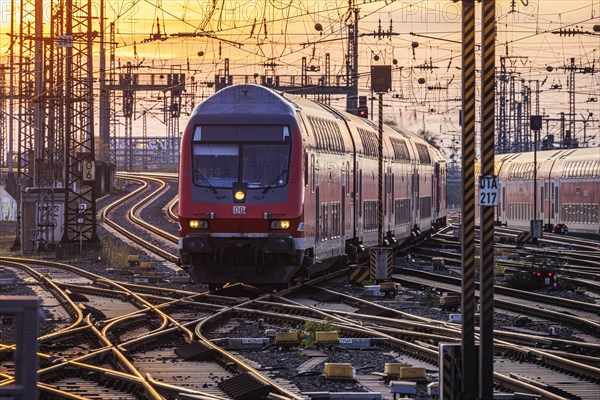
270, 220, 291, 230
234, 190, 246, 202
188, 219, 209, 229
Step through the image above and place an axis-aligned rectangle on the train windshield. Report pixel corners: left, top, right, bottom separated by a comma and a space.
192, 142, 291, 189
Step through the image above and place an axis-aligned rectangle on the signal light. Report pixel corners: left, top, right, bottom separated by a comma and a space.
234, 191, 246, 202
547, 272, 553, 277
269, 220, 291, 230
357, 105, 368, 118
232, 182, 248, 203
188, 219, 209, 229
536, 272, 541, 277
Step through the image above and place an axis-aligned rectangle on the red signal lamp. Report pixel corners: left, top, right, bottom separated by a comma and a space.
536, 272, 541, 277
357, 105, 368, 118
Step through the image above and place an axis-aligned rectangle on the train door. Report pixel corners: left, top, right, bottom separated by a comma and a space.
434, 163, 440, 217
413, 165, 420, 222
350, 160, 356, 238
540, 183, 545, 222
358, 167, 363, 238
341, 165, 346, 249
391, 169, 395, 228
315, 158, 320, 244
553, 181, 560, 224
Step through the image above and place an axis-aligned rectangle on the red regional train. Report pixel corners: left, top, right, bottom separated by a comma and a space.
475, 147, 600, 235
178, 85, 447, 286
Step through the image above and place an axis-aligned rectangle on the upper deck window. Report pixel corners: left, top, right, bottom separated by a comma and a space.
192, 125, 291, 189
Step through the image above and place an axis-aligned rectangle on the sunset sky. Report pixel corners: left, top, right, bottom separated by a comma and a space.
0, 0, 598, 152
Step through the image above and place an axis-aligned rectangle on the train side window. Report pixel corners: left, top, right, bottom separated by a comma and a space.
554, 186, 559, 216
304, 153, 309, 187
346, 162, 350, 195
322, 203, 329, 240
540, 186, 544, 214
584, 204, 589, 224
392, 173, 395, 207
311, 154, 316, 193
359, 171, 363, 217
331, 202, 340, 238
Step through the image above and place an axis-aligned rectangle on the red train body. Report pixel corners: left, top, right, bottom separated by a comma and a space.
178, 85, 447, 286
475, 147, 600, 235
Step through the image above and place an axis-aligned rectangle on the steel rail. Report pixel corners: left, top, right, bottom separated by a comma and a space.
0, 258, 85, 338
194, 300, 304, 400
124, 175, 179, 243
85, 314, 165, 400
100, 176, 178, 262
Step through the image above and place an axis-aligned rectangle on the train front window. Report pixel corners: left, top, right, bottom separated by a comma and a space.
242, 144, 290, 188
193, 144, 239, 188
192, 142, 291, 189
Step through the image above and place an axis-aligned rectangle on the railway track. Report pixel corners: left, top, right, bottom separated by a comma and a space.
110, 175, 597, 398
100, 176, 177, 263
4, 174, 597, 399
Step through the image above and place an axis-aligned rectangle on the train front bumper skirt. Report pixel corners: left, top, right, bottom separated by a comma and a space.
181, 232, 296, 255
180, 233, 301, 285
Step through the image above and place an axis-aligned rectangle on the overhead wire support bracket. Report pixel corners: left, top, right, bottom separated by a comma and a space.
168, 32, 244, 47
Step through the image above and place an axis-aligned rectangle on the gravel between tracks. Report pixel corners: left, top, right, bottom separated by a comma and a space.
138, 178, 179, 234
205, 318, 434, 398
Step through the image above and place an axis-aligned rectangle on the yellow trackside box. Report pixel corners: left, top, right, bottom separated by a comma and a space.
323, 363, 355, 379
379, 281, 399, 292
127, 255, 140, 267
398, 367, 426, 380
439, 294, 460, 311
315, 331, 339, 344
139, 262, 156, 270
384, 363, 413, 377
275, 331, 299, 344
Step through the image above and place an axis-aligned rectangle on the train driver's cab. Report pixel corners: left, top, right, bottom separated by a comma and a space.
191, 125, 292, 203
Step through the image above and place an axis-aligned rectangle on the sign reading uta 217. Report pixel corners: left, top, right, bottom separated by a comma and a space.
478, 176, 499, 206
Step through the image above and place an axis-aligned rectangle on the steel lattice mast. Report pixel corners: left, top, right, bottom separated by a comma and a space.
61, 0, 98, 244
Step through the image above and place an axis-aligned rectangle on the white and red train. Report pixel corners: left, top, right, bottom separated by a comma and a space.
476, 147, 600, 235
178, 85, 447, 286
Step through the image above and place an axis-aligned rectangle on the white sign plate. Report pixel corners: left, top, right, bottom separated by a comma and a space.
478, 176, 499, 206
233, 206, 246, 215
83, 160, 95, 182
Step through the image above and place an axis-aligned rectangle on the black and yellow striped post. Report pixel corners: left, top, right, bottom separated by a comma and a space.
370, 249, 377, 281
461, 1, 477, 399
371, 66, 392, 282
378, 91, 384, 247
480, 0, 496, 398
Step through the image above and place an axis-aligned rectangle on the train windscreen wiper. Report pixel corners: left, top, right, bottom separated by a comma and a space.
192, 168, 218, 194
262, 168, 288, 194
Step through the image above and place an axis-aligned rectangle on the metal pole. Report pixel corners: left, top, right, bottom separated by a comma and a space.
378, 92, 384, 247
8, 0, 15, 174
34, 0, 44, 183
99, 0, 110, 162
461, 0, 477, 399
534, 129, 538, 219
480, 0, 496, 398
